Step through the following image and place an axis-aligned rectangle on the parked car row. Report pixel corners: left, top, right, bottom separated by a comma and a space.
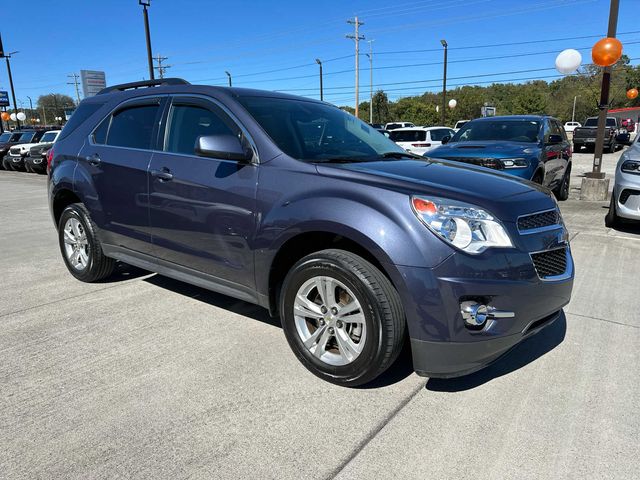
0, 128, 60, 174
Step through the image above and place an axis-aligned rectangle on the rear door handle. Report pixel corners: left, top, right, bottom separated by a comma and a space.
85, 154, 101, 166
151, 168, 174, 181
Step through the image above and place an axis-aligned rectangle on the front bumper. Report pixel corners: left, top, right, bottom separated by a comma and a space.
614, 172, 640, 221
6, 154, 26, 169
390, 242, 574, 378
24, 154, 47, 172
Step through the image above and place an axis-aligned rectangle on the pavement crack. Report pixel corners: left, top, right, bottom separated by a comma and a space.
325, 381, 425, 480
566, 311, 640, 330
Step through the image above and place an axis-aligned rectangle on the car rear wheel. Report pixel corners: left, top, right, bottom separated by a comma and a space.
58, 203, 115, 282
279, 249, 405, 387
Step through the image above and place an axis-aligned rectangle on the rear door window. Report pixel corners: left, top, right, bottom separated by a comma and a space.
105, 103, 161, 150
429, 128, 453, 141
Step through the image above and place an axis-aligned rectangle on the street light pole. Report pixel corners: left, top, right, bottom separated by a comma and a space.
441, 39, 448, 126
225, 71, 232, 87
366, 40, 374, 124
588, 0, 619, 179
572, 95, 578, 123
315, 59, 323, 101
139, 0, 155, 80
26, 95, 33, 125
1, 47, 20, 128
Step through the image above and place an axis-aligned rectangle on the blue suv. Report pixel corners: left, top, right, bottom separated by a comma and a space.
48, 79, 574, 386
428, 115, 572, 200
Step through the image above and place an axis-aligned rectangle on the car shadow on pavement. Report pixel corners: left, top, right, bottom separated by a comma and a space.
425, 312, 567, 392
143, 274, 281, 328
97, 262, 152, 283
143, 273, 417, 387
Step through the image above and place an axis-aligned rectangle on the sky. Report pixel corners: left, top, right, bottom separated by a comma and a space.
1, 0, 639, 109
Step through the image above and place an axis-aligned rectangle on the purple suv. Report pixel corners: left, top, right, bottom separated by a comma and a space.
48, 79, 574, 386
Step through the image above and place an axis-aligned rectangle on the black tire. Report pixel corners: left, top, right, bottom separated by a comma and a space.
58, 203, 115, 282
573, 143, 581, 152
606, 141, 616, 153
3, 158, 13, 171
279, 249, 405, 387
605, 190, 620, 228
554, 165, 571, 201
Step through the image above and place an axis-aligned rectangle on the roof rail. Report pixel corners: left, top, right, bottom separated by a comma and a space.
96, 78, 190, 95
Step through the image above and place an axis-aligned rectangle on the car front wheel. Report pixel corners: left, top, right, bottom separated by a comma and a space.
58, 203, 115, 282
280, 249, 405, 387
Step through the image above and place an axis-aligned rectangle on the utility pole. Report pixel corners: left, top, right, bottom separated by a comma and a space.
572, 95, 578, 123
588, 0, 619, 179
315, 59, 323, 101
366, 40, 374, 124
225, 71, 232, 87
153, 55, 170, 79
346, 17, 365, 118
67, 73, 81, 105
0, 34, 20, 128
26, 95, 33, 125
41, 105, 47, 126
139, 0, 155, 80
440, 39, 448, 125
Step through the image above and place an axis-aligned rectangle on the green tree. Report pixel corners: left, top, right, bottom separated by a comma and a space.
37, 94, 75, 125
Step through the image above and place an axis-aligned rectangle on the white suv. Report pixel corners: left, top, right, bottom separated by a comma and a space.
564, 121, 581, 133
384, 121, 415, 130
389, 126, 456, 156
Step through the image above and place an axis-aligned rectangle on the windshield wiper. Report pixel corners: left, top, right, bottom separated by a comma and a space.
380, 151, 424, 159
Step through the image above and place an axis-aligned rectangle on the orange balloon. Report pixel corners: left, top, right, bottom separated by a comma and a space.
627, 88, 638, 99
0, 112, 9, 121
592, 37, 623, 67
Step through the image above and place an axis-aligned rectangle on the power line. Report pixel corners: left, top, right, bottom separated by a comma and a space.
66, 73, 81, 105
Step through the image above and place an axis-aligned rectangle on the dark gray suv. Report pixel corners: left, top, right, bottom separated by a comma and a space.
48, 78, 574, 386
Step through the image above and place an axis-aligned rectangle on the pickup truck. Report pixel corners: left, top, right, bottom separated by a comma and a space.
573, 117, 629, 153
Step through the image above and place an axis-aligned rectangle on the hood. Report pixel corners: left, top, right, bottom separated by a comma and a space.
11, 142, 40, 152
316, 158, 555, 222
428, 140, 540, 159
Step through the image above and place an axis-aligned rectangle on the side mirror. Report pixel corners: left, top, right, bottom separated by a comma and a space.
441, 135, 451, 145
547, 134, 563, 145
195, 134, 253, 162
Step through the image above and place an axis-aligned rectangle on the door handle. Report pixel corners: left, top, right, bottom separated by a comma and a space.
151, 168, 174, 181
85, 154, 101, 166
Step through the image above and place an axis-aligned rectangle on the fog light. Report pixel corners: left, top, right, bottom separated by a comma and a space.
461, 302, 488, 327
461, 301, 516, 329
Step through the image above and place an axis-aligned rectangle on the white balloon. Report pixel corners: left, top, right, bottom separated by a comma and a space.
16, 112, 26, 121
10, 113, 16, 121
448, 99, 457, 109
555, 49, 582, 75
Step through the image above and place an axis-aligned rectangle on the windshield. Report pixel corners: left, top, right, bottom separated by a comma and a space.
238, 96, 405, 162
18, 132, 36, 142
451, 120, 541, 143
0, 132, 11, 143
584, 118, 616, 127
40, 132, 58, 143
455, 121, 468, 128
389, 130, 427, 142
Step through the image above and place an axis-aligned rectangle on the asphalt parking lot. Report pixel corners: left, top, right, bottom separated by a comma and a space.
1, 151, 639, 480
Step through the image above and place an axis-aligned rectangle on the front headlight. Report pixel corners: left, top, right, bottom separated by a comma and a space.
411, 196, 513, 254
501, 158, 529, 169
621, 159, 640, 175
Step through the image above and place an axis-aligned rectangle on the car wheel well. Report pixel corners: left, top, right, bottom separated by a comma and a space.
268, 232, 393, 316
53, 189, 82, 227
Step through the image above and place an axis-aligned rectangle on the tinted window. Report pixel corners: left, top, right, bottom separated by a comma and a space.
40, 132, 58, 143
386, 123, 402, 130
0, 132, 11, 142
453, 120, 541, 143
239, 96, 404, 162
57, 102, 105, 141
165, 104, 235, 155
92, 117, 109, 144
429, 128, 454, 141
107, 104, 159, 150
389, 130, 427, 142
18, 132, 36, 142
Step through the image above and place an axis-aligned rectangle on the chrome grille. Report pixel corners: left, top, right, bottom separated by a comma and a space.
530, 247, 567, 279
9, 146, 21, 155
518, 209, 559, 232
